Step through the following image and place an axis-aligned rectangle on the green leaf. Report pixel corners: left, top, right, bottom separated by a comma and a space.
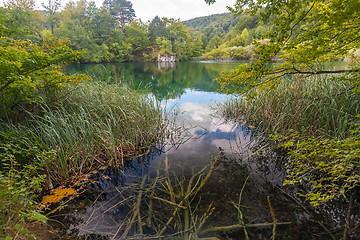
31, 210, 48, 223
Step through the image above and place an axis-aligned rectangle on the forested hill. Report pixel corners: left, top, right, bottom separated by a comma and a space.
183, 13, 239, 38
183, 12, 265, 41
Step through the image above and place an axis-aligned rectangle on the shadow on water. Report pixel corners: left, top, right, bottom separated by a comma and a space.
51, 61, 360, 239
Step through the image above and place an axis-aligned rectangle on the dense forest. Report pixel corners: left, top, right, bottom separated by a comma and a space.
1, 0, 274, 63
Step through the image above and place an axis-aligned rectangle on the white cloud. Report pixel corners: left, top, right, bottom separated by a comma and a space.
26, 0, 234, 22
131, 0, 234, 22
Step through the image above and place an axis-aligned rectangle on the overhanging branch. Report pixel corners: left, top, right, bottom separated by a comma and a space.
289, 69, 359, 75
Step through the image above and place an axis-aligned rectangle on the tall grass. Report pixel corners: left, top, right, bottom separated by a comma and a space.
221, 75, 360, 138
29, 82, 169, 183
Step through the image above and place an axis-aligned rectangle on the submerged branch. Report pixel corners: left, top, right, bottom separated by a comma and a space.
267, 196, 276, 240
121, 175, 147, 239
200, 222, 291, 234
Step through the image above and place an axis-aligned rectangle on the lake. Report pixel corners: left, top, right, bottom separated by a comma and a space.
54, 61, 357, 239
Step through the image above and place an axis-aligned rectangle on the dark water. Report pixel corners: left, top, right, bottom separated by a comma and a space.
53, 61, 359, 239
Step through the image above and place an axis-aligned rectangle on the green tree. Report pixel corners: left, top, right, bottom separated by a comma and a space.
205, 35, 222, 52
166, 20, 195, 60
124, 20, 151, 61
156, 37, 172, 55
148, 16, 167, 42
42, 0, 61, 34
103, 0, 135, 29
4, 0, 35, 10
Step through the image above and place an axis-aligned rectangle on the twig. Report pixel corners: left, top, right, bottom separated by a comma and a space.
267, 196, 276, 240
157, 200, 184, 236
151, 196, 187, 209
236, 174, 251, 240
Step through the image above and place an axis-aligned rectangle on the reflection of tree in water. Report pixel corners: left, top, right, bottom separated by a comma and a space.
65, 61, 240, 100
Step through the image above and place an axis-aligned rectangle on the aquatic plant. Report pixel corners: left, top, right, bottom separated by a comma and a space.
221, 75, 359, 138
28, 82, 171, 184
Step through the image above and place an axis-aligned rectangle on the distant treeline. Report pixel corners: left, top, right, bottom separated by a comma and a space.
1, 0, 274, 63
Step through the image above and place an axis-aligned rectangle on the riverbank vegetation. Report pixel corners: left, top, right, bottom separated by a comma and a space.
212, 0, 360, 207
0, 5, 173, 239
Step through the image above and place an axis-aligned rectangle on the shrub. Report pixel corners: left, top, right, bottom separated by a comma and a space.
0, 131, 49, 239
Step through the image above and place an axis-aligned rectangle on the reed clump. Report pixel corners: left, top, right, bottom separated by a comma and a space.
29, 82, 169, 183
221, 75, 359, 138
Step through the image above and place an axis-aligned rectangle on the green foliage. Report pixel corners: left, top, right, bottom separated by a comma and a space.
0, 131, 49, 239
0, 7, 32, 37
148, 16, 167, 42
42, 0, 61, 34
52, 2, 202, 63
277, 130, 360, 206
208, 0, 360, 93
205, 35, 222, 52
124, 20, 152, 61
0, 35, 87, 117
0, 7, 88, 118
156, 37, 172, 55
183, 12, 240, 40
184, 11, 272, 56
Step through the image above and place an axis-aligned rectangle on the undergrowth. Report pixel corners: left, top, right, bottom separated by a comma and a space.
0, 131, 49, 239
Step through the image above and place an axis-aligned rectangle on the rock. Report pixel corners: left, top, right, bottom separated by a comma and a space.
157, 54, 176, 62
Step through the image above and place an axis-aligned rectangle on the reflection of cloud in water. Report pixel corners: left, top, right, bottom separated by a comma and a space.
180, 102, 210, 122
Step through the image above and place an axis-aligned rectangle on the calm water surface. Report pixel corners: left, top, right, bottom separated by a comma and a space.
56, 61, 359, 240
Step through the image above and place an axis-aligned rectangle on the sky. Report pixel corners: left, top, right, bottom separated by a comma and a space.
130, 0, 235, 22
4, 0, 235, 22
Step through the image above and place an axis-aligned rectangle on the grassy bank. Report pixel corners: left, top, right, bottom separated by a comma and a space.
220, 75, 360, 205
0, 82, 171, 238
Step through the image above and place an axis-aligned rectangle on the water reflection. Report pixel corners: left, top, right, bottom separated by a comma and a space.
53, 61, 359, 240
66, 61, 242, 100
